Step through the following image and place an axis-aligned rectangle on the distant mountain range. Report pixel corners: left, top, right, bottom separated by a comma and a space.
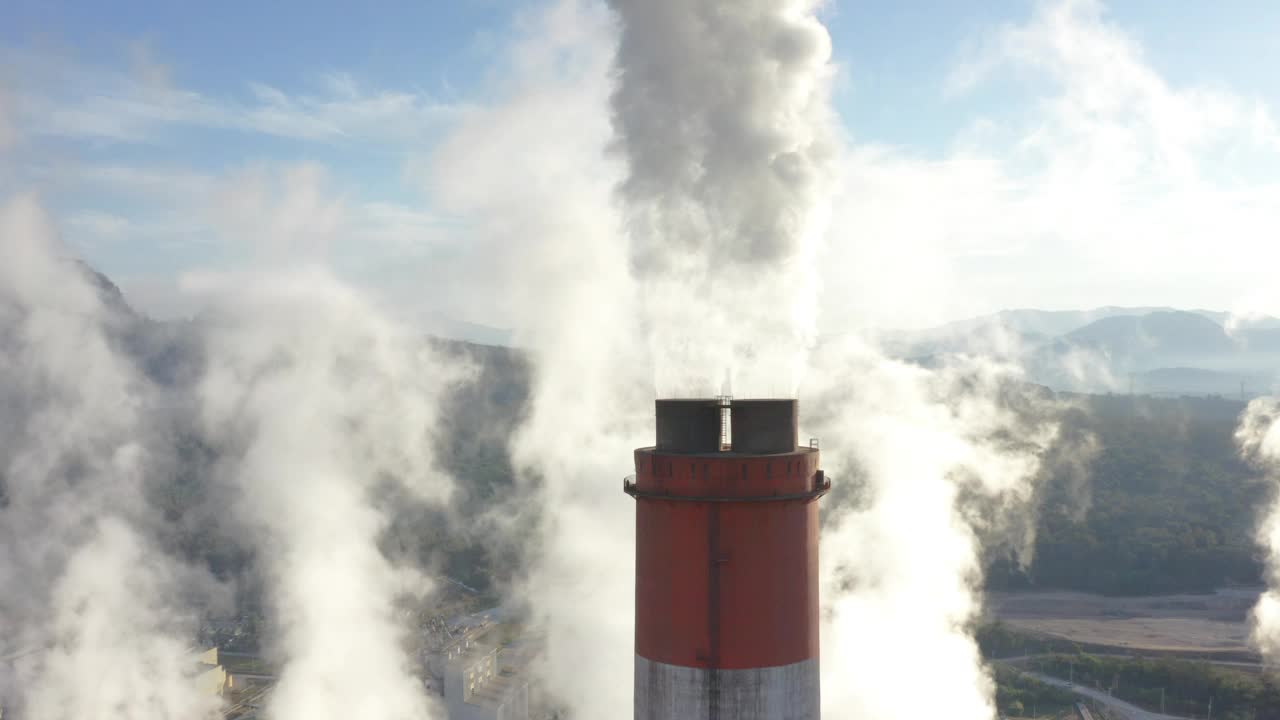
47, 266, 1280, 399
887, 307, 1280, 397
32, 263, 521, 393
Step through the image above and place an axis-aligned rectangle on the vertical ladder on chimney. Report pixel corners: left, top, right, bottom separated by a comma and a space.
716, 395, 732, 450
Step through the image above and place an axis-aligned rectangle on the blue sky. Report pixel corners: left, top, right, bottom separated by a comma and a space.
832, 2, 1280, 144
4, 0, 1280, 332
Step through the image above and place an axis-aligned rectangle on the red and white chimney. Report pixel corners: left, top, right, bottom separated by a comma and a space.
625, 398, 829, 720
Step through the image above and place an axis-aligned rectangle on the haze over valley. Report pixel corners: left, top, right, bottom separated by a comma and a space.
6, 2, 1280, 720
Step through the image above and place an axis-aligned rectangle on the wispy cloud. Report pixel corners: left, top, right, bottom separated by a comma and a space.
73, 163, 217, 197
12, 0, 1280, 336
3, 47, 466, 145
354, 200, 455, 252
4, 142, 449, 325
239, 72, 463, 143
823, 0, 1280, 331
207, 163, 455, 263
948, 0, 1280, 168
50, 157, 461, 319
0, 83, 16, 151
64, 210, 133, 241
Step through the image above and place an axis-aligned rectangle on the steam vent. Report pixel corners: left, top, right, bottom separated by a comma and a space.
624, 398, 830, 720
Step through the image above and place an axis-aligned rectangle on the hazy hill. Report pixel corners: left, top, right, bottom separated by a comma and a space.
11, 265, 1274, 599
884, 306, 1179, 357
899, 307, 1280, 396
1060, 310, 1236, 356
988, 394, 1267, 595
74, 260, 135, 319
0, 263, 529, 597
958, 306, 1179, 338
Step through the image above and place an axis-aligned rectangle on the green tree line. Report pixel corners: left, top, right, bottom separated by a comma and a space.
989, 394, 1270, 595
1035, 653, 1280, 720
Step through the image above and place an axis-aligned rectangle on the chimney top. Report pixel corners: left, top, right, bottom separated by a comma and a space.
653, 398, 798, 455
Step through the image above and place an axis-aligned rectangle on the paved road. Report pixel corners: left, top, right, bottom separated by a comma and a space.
1003, 652, 1265, 674
1025, 671, 1189, 720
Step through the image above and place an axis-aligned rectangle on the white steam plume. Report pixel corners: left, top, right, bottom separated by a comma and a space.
440, 0, 837, 714
607, 0, 837, 395
432, 3, 1086, 719
807, 339, 1076, 720
0, 194, 219, 719
429, 3, 649, 715
190, 267, 459, 720
1235, 398, 1280, 661
603, 6, 1072, 718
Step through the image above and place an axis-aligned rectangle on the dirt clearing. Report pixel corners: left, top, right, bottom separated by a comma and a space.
988, 587, 1261, 657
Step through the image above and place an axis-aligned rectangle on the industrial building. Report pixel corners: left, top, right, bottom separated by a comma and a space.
194, 647, 228, 697
625, 398, 829, 720
424, 619, 533, 720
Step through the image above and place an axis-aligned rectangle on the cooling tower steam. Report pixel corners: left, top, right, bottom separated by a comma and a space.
603, 5, 1072, 716
463, 0, 839, 714
0, 194, 220, 719
808, 340, 1078, 720
191, 268, 458, 720
427, 2, 1103, 718
608, 0, 836, 395
1235, 398, 1280, 661
430, 5, 650, 717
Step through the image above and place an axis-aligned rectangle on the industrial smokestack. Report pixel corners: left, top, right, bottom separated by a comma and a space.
625, 398, 829, 719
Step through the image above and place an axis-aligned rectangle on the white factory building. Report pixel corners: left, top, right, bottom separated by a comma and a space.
424, 619, 536, 720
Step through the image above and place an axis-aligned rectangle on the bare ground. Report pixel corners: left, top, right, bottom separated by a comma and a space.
987, 587, 1262, 658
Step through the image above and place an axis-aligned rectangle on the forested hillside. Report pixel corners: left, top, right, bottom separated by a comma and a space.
988, 394, 1270, 595
11, 267, 1273, 601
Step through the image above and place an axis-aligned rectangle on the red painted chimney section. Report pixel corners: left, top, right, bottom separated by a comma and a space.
625, 398, 829, 720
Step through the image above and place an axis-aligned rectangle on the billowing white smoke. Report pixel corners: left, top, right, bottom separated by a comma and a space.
428, 2, 649, 715
190, 267, 458, 720
807, 339, 1073, 720
1235, 398, 1280, 661
608, 0, 836, 395
0, 194, 219, 719
1, 164, 461, 720
432, 2, 1084, 719
444, 1, 837, 715
604, 5, 1068, 718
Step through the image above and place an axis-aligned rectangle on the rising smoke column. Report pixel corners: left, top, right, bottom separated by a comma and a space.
1235, 398, 1280, 661
436, 3, 1082, 719
0, 194, 220, 719
192, 269, 459, 720
592, 2, 1083, 719
607, 3, 1088, 717
608, 0, 837, 395
476, 0, 838, 714
426, 3, 651, 716
806, 339, 1076, 720
478, 0, 838, 714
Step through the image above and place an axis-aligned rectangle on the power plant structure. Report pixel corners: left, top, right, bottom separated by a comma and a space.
625, 398, 830, 720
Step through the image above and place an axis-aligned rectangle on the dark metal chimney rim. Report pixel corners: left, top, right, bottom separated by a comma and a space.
654, 397, 799, 455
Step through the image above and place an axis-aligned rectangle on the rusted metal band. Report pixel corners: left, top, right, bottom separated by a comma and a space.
623, 479, 830, 503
